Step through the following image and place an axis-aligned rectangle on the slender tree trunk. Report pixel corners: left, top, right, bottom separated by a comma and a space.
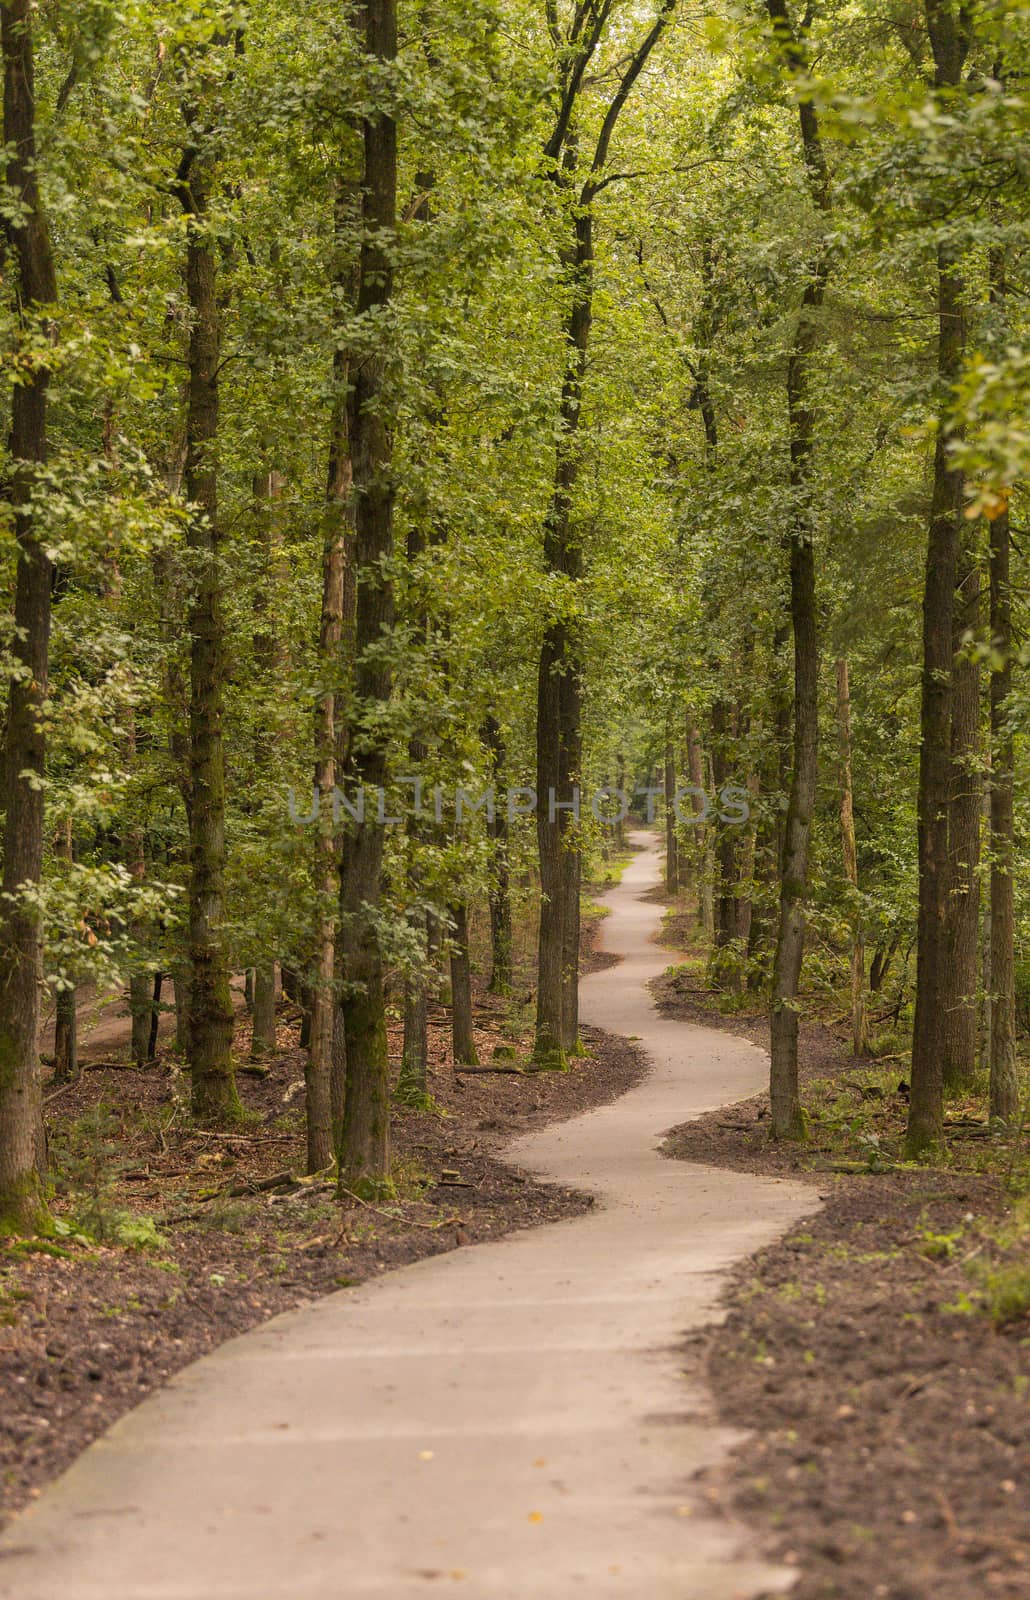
178, 100, 240, 1123
836, 660, 868, 1055
147, 972, 162, 1061
710, 698, 742, 987
401, 914, 429, 1099
686, 726, 713, 933
908, 3, 971, 1154
449, 905, 478, 1066
52, 820, 78, 1083
534, 158, 590, 1070
940, 540, 982, 1090
306, 487, 346, 1171
250, 964, 277, 1059
483, 716, 513, 994
53, 989, 78, 1084
664, 733, 679, 895
766, 0, 829, 1141
307, 176, 358, 1170
337, 0, 397, 1191
748, 625, 792, 987
535, 624, 566, 1066
908, 248, 966, 1153
615, 752, 627, 851
0, 0, 57, 1231
125, 703, 152, 1069
988, 501, 1018, 1121
129, 973, 152, 1069
558, 659, 582, 1056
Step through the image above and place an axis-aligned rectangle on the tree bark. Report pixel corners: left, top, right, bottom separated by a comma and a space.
766, 0, 829, 1141
147, 972, 162, 1061
449, 904, 478, 1066
710, 697, 742, 988
686, 726, 714, 933
535, 196, 588, 1068
664, 733, 679, 894
941, 540, 981, 1090
0, 0, 57, 1232
177, 86, 240, 1124
483, 716, 513, 994
400, 915, 429, 1099
337, 0, 398, 1191
988, 499, 1018, 1121
250, 964, 277, 1059
52, 823, 78, 1083
836, 660, 868, 1055
908, 0, 971, 1156
307, 175, 359, 1171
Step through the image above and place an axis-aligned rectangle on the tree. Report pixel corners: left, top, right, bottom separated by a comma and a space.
0, 0, 58, 1232
336, 0, 399, 1191
174, 35, 242, 1124
907, 0, 972, 1157
534, 0, 677, 1069
765, 0, 831, 1141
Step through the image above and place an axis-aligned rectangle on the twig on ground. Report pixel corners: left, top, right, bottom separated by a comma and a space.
337, 1184, 461, 1233
188, 1130, 297, 1144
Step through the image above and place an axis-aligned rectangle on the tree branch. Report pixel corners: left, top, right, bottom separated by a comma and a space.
583, 0, 677, 198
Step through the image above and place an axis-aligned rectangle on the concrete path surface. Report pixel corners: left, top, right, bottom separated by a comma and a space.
1, 831, 816, 1599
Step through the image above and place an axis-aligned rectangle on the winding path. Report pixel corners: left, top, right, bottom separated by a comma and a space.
1, 832, 816, 1599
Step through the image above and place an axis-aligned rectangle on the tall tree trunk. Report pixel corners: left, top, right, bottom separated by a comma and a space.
766, 0, 829, 1140
535, 622, 566, 1067
306, 486, 345, 1171
400, 913, 429, 1100
836, 660, 868, 1056
533, 5, 676, 1067
748, 624, 792, 987
178, 97, 240, 1123
52, 822, 78, 1083
449, 904, 478, 1066
686, 725, 714, 934
908, 0, 971, 1156
664, 732, 679, 895
941, 543, 981, 1090
710, 697, 742, 988
988, 501, 1019, 1123
0, 0, 57, 1232
483, 716, 513, 994
147, 972, 162, 1061
534, 151, 590, 1070
307, 175, 358, 1170
250, 964, 277, 1059
337, 0, 398, 1191
558, 658, 582, 1056
53, 989, 78, 1084
126, 786, 152, 1068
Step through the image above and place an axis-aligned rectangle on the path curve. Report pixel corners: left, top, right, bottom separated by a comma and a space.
1, 832, 816, 1599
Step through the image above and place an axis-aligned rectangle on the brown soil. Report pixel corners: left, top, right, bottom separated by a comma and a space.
1, 966, 645, 1529
657, 902, 1030, 1599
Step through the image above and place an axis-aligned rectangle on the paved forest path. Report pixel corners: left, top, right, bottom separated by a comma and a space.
1, 831, 816, 1599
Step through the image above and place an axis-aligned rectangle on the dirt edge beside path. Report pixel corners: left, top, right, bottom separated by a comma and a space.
656, 913, 1030, 1600
1, 989, 645, 1529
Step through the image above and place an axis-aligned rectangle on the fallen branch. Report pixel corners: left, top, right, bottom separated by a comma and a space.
188, 1130, 297, 1144
338, 1184, 461, 1233
454, 1065, 525, 1076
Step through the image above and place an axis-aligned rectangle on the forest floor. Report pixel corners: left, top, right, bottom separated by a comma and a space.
0, 903, 643, 1529
654, 905, 1030, 1600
